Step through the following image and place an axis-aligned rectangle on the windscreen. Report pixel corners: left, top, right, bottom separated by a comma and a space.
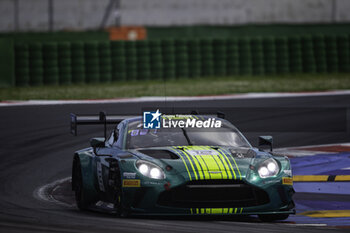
125, 120, 251, 149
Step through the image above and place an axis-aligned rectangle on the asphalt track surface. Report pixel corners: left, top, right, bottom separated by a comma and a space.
1, 94, 350, 233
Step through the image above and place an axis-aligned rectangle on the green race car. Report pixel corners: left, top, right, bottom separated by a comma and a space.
71, 112, 295, 221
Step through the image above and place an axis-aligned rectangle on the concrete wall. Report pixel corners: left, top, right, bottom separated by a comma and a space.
120, 0, 341, 25
1, 0, 350, 32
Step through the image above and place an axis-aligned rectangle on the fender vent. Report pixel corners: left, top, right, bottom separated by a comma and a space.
229, 148, 257, 158
138, 150, 179, 159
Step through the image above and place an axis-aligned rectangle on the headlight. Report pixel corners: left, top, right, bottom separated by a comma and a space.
258, 158, 279, 178
136, 160, 165, 179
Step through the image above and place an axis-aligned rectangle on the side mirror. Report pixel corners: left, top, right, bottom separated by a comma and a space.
258, 136, 273, 152
90, 137, 105, 149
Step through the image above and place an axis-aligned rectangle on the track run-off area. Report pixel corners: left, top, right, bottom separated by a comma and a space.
1, 91, 350, 232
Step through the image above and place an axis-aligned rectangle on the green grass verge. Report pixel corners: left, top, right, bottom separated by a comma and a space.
1, 74, 349, 101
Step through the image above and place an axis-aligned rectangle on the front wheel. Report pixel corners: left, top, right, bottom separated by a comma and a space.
109, 159, 126, 217
258, 214, 289, 222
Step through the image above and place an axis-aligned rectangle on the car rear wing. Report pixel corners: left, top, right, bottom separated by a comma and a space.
190, 110, 225, 119
70, 111, 136, 137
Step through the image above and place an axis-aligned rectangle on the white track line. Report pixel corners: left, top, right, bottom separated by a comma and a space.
1, 90, 350, 107
282, 224, 328, 227
281, 142, 350, 150
33, 177, 72, 207
275, 142, 350, 157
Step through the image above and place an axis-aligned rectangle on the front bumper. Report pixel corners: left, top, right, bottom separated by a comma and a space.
121, 176, 295, 216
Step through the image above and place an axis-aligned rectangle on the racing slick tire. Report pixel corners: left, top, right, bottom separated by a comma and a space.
109, 159, 126, 217
72, 157, 90, 210
258, 214, 289, 222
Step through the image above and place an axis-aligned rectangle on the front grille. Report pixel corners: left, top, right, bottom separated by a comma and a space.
157, 180, 269, 208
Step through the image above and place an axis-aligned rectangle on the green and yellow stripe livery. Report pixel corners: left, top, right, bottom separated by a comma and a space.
171, 146, 242, 180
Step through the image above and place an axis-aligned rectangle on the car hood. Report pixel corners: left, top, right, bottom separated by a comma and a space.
132, 145, 269, 180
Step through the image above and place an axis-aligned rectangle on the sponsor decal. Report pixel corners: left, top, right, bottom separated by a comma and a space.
143, 181, 163, 185
123, 172, 136, 179
131, 130, 139, 136
208, 171, 222, 174
187, 149, 219, 156
143, 110, 222, 129
190, 208, 243, 215
122, 179, 140, 187
282, 177, 293, 185
130, 129, 149, 136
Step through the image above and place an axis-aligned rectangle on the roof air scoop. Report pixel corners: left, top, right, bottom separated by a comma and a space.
138, 150, 179, 160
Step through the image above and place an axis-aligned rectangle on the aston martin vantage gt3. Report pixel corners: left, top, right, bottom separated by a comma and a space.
70, 113, 294, 221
